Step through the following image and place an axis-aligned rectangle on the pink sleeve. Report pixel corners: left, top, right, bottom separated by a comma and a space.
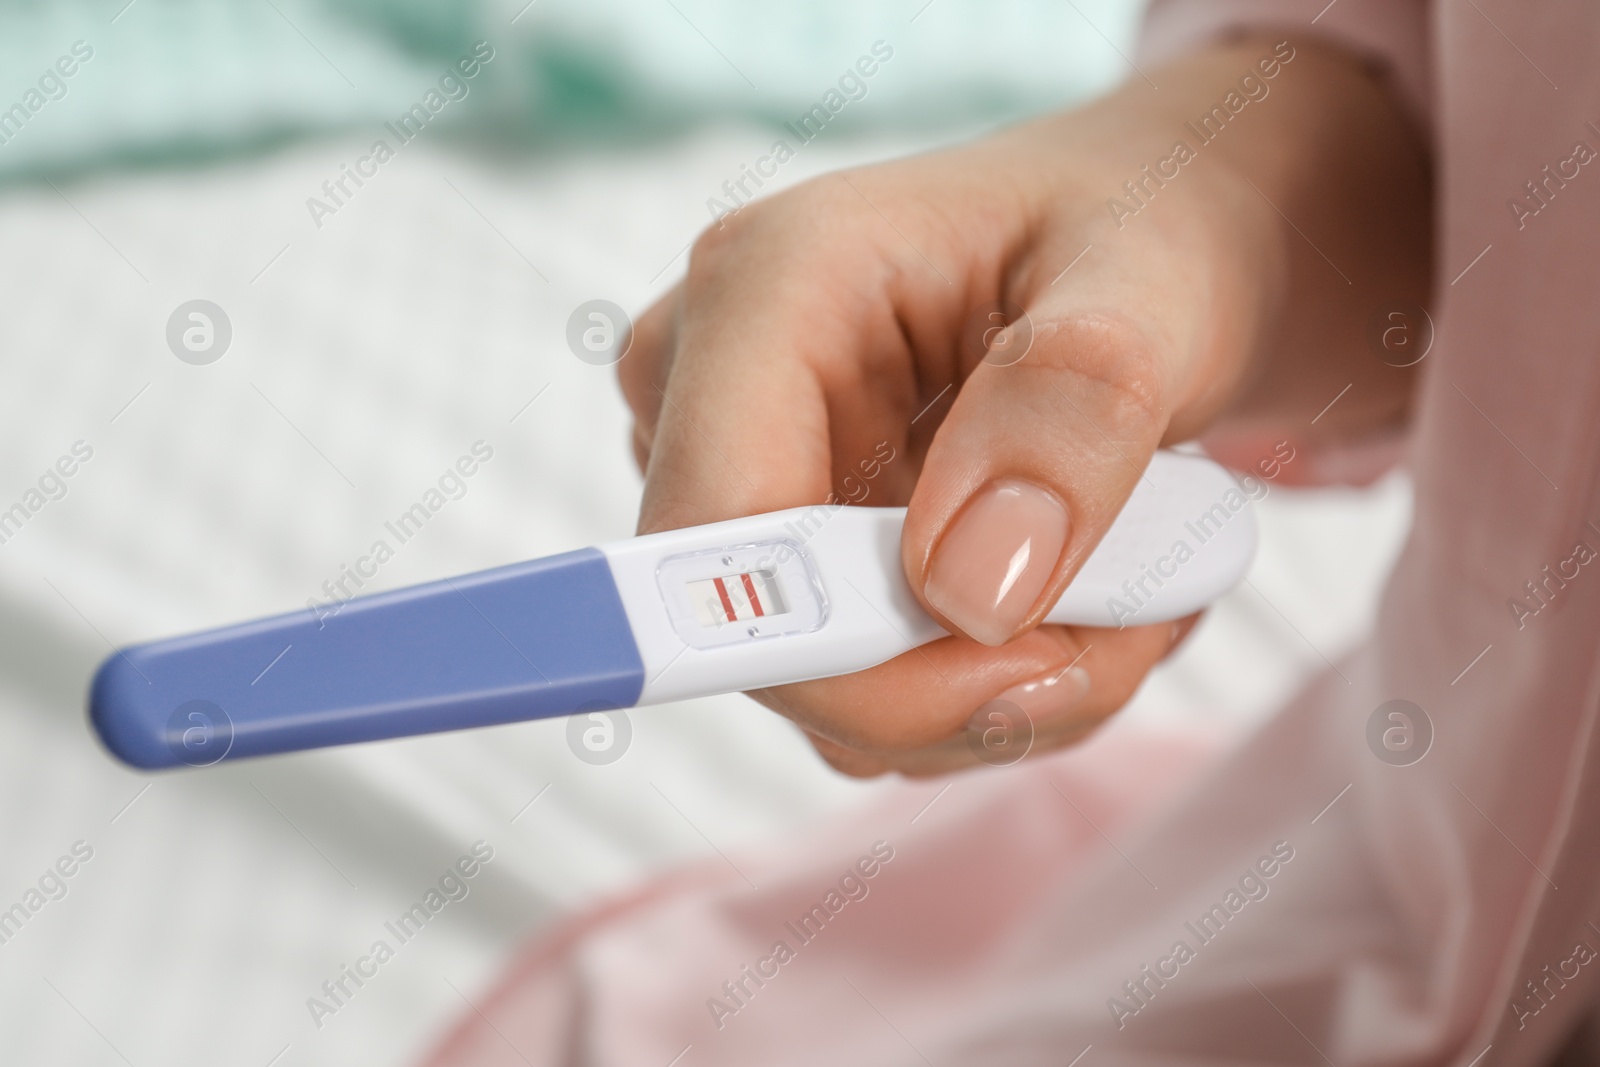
1139, 0, 1433, 134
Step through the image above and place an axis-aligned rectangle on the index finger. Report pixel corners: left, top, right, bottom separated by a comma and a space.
635, 184, 939, 534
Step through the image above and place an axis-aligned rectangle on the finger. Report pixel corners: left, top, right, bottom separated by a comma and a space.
756, 616, 1177, 771
870, 618, 1184, 777
615, 285, 681, 470
634, 185, 931, 534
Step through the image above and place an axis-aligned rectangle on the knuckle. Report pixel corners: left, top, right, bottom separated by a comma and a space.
785, 172, 863, 216
684, 208, 787, 299
1047, 314, 1169, 443
685, 171, 883, 304
686, 211, 755, 286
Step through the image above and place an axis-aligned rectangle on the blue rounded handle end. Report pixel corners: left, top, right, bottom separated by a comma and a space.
87, 548, 646, 769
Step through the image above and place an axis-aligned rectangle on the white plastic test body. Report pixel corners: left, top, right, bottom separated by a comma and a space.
90, 450, 1257, 768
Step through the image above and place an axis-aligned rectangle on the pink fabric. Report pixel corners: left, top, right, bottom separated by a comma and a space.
424, 727, 1220, 1065
425, 4, 1600, 1063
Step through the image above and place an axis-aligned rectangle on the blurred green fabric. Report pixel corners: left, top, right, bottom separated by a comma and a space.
0, 0, 1144, 183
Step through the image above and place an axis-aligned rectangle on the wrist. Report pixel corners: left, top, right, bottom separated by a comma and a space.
1012, 33, 1428, 443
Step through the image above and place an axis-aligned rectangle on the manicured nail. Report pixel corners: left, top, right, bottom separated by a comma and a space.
924, 479, 1068, 645
971, 665, 1092, 734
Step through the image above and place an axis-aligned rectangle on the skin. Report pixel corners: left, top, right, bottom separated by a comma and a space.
618, 36, 1432, 777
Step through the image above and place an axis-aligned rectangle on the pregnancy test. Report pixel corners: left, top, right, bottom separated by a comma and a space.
89, 450, 1256, 769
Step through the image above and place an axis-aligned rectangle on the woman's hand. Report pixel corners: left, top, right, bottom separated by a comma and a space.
618, 36, 1430, 776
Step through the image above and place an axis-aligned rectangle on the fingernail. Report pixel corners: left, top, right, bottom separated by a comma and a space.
925, 479, 1068, 645
969, 665, 1092, 733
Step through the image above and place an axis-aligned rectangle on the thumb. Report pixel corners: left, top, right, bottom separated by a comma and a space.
902, 311, 1172, 645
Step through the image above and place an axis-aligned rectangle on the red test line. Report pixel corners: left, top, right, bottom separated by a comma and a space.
740, 573, 765, 617
712, 577, 737, 622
